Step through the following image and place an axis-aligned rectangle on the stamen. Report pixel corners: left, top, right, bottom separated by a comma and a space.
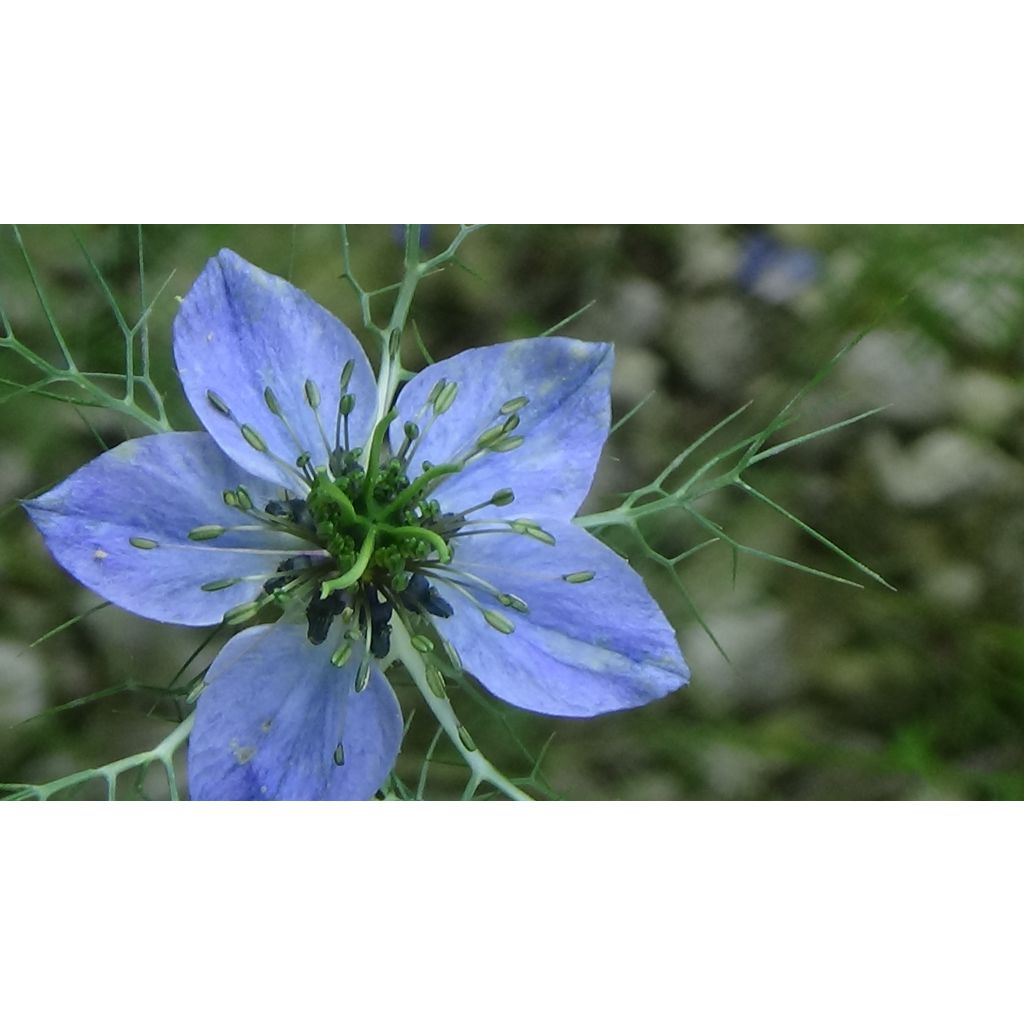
428, 564, 528, 613
355, 658, 372, 693
411, 634, 434, 653
483, 609, 515, 634
442, 638, 463, 672
499, 396, 529, 415
457, 724, 477, 751
395, 420, 420, 464
223, 600, 264, 626
304, 379, 321, 410
129, 537, 158, 550
240, 424, 268, 453
200, 578, 241, 592
263, 386, 282, 416
563, 571, 595, 583
425, 665, 447, 698
188, 525, 227, 541
333, 743, 346, 766
331, 640, 353, 667
433, 380, 459, 416
498, 593, 529, 613
206, 390, 232, 416
490, 435, 525, 453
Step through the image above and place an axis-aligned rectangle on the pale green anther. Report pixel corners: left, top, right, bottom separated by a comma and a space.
235, 486, 253, 511
483, 609, 515, 635
476, 425, 504, 448
355, 659, 372, 693
525, 525, 556, 545
491, 435, 525, 453
333, 743, 346, 766
201, 578, 240, 592
339, 393, 356, 416
499, 593, 529, 614
296, 452, 312, 471
411, 634, 434, 653
404, 421, 420, 441
563, 571, 595, 584
188, 525, 227, 541
457, 724, 477, 751
331, 641, 353, 668
263, 386, 281, 416
341, 606, 355, 624
129, 537, 158, 550
241, 424, 268, 453
186, 680, 205, 704
222, 490, 239, 508
491, 488, 515, 507
500, 396, 529, 415
426, 665, 447, 699
510, 518, 539, 533
207, 390, 231, 416
442, 639, 463, 672
427, 378, 447, 406
223, 600, 262, 625
340, 359, 354, 391
434, 380, 459, 415
304, 379, 321, 409
502, 413, 520, 433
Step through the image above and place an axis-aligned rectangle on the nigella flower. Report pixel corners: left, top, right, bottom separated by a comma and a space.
25, 251, 689, 800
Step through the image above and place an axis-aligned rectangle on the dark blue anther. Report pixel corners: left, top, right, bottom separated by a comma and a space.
365, 587, 394, 659
305, 588, 349, 646
399, 573, 453, 619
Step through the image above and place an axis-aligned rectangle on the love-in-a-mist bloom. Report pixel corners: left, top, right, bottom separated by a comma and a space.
25, 251, 689, 799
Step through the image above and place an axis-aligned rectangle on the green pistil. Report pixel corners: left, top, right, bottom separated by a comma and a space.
377, 523, 451, 564
362, 410, 399, 507
379, 462, 462, 520
321, 526, 378, 598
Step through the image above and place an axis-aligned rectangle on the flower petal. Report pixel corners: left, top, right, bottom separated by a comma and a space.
433, 522, 688, 716
24, 432, 310, 626
188, 624, 402, 800
173, 249, 378, 489
392, 338, 612, 519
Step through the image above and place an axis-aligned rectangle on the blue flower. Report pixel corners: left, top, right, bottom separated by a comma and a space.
737, 231, 820, 304
25, 250, 689, 800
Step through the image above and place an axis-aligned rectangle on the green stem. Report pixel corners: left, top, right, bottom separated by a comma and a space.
5, 714, 194, 801
390, 616, 532, 801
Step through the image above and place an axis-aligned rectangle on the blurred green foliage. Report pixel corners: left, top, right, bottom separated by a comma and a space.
2, 224, 1022, 799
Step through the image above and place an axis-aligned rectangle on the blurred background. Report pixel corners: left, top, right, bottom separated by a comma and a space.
1, 224, 1022, 799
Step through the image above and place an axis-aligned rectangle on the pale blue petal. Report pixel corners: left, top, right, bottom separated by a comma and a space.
188, 624, 402, 800
24, 432, 311, 626
392, 338, 612, 520
173, 250, 378, 489
433, 522, 688, 716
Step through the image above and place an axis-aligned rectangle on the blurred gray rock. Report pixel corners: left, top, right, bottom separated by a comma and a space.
682, 604, 792, 712
586, 277, 668, 348
950, 368, 1022, 435
867, 427, 1024, 508
672, 297, 755, 393
837, 330, 952, 427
